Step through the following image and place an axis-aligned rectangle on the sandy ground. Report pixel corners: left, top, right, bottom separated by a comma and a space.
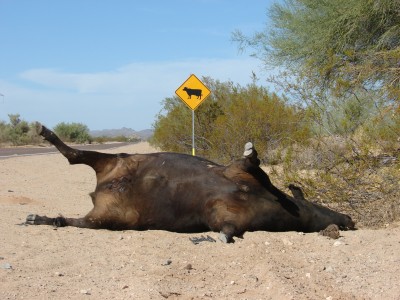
1, 142, 399, 300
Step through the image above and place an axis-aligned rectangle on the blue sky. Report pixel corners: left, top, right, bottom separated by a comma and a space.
0, 0, 276, 130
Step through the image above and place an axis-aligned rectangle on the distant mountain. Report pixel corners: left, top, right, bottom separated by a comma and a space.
136, 129, 154, 140
90, 127, 153, 141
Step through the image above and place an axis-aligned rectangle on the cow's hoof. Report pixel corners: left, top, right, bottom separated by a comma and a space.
34, 122, 43, 135
26, 214, 38, 225
243, 142, 254, 157
219, 232, 234, 243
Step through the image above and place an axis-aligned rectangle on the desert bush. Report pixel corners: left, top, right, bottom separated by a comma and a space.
0, 114, 42, 146
0, 120, 8, 144
7, 114, 30, 145
151, 78, 311, 164
53, 122, 92, 144
361, 105, 400, 153
272, 120, 400, 228
231, 0, 400, 227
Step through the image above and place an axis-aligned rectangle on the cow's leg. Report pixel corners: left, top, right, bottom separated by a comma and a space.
224, 142, 300, 217
226, 142, 273, 189
288, 184, 306, 201
36, 123, 117, 173
26, 214, 94, 228
26, 196, 140, 230
206, 199, 247, 243
243, 142, 261, 166
25, 213, 133, 230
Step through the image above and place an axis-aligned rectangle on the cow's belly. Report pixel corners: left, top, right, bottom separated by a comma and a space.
131, 171, 238, 232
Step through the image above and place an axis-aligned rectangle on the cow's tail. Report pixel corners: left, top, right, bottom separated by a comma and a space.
35, 123, 116, 173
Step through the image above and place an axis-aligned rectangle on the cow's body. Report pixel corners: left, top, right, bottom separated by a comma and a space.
26, 124, 355, 242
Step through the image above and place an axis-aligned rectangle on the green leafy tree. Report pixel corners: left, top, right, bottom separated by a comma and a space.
233, 0, 400, 149
232, 0, 400, 156
233, 0, 400, 100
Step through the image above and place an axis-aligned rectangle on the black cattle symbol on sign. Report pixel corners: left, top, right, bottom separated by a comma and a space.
183, 87, 202, 99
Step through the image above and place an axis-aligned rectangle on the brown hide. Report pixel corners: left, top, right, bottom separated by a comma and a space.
26, 124, 355, 242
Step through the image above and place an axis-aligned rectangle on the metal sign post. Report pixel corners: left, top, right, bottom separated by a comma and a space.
175, 74, 211, 156
192, 110, 195, 156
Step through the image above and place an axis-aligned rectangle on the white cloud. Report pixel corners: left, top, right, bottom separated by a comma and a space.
2, 57, 267, 130
20, 58, 264, 92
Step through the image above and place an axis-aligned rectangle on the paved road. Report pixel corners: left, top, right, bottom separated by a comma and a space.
0, 142, 132, 159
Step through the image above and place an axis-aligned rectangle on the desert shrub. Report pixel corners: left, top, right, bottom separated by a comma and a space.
361, 105, 400, 153
53, 122, 92, 144
232, 0, 400, 227
278, 149, 399, 228
7, 114, 30, 145
274, 119, 400, 228
0, 120, 8, 144
0, 114, 42, 146
151, 96, 195, 153
151, 78, 311, 164
3, 114, 41, 145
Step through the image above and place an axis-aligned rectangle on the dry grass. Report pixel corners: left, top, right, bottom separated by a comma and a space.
264, 134, 400, 228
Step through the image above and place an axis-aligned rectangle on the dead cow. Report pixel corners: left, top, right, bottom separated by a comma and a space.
26, 124, 355, 242
182, 87, 202, 99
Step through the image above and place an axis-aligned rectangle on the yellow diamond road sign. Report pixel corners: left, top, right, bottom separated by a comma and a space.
175, 74, 211, 110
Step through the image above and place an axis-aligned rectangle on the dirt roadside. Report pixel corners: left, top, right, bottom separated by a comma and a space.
1, 142, 399, 299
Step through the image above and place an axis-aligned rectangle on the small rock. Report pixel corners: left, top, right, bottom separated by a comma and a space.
1, 263, 12, 270
324, 266, 333, 272
122, 285, 129, 289
118, 235, 124, 240
305, 273, 311, 278
243, 274, 258, 282
326, 297, 333, 300
264, 241, 270, 246
184, 264, 193, 270
282, 238, 293, 246
80, 289, 91, 295
54, 272, 64, 276
8, 190, 14, 192
333, 240, 343, 247
319, 224, 340, 239
230, 280, 235, 285
161, 259, 172, 266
